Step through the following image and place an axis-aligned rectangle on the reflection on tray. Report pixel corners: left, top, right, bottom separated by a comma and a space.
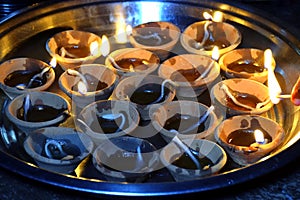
0, 1, 299, 186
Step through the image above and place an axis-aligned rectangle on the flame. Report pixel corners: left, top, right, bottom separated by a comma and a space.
203, 11, 223, 22
89, 41, 100, 56
126, 25, 133, 36
203, 12, 213, 20
100, 35, 110, 57
213, 11, 223, 22
77, 81, 87, 95
264, 49, 282, 104
254, 129, 265, 144
212, 46, 220, 60
115, 15, 128, 43
49, 57, 57, 68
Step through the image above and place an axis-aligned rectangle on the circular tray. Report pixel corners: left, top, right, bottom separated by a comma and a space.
0, 0, 299, 197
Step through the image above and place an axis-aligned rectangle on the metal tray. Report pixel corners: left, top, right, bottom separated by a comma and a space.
0, 0, 299, 197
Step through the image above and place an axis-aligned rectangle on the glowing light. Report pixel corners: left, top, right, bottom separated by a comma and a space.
254, 129, 265, 144
264, 49, 282, 104
203, 12, 213, 20
115, 15, 128, 43
212, 46, 220, 60
89, 41, 100, 56
203, 11, 223, 22
49, 57, 57, 68
100, 35, 110, 57
213, 11, 223, 22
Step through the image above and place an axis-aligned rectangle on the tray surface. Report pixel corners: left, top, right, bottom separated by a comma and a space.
0, 0, 299, 197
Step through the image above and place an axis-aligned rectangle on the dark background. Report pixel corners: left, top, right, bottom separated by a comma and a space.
0, 0, 299, 199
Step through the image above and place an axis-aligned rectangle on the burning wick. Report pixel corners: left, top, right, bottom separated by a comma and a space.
151, 79, 177, 104
276, 75, 300, 106
59, 41, 99, 58
181, 105, 215, 134
194, 21, 212, 50
66, 69, 88, 95
196, 46, 220, 80
100, 34, 134, 72
221, 83, 271, 110
254, 129, 268, 145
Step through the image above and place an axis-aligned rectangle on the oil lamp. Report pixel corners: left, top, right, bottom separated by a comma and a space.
180, 11, 241, 56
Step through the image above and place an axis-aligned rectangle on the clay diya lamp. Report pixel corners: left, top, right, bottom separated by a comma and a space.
23, 127, 94, 174
92, 136, 159, 182
5, 91, 71, 134
46, 30, 102, 70
113, 74, 176, 120
219, 48, 276, 83
180, 20, 241, 56
160, 138, 227, 181
215, 115, 285, 166
105, 48, 160, 77
158, 54, 220, 98
58, 64, 117, 112
210, 78, 274, 117
0, 57, 55, 99
128, 21, 181, 60
150, 100, 219, 143
75, 100, 140, 146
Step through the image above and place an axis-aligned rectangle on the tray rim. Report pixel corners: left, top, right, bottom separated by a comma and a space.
0, 0, 299, 196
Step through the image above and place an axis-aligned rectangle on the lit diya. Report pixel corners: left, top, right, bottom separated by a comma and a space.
158, 51, 220, 98
219, 48, 276, 83
5, 91, 71, 134
180, 12, 241, 56
160, 138, 227, 181
113, 74, 176, 120
58, 64, 117, 112
76, 100, 140, 146
0, 57, 55, 99
23, 127, 94, 174
150, 100, 218, 143
46, 30, 102, 70
105, 48, 160, 77
128, 21, 181, 59
215, 115, 285, 166
210, 78, 273, 117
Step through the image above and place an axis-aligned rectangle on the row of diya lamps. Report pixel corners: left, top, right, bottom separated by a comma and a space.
0, 11, 299, 182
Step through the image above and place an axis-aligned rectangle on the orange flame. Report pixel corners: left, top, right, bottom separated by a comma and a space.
254, 129, 265, 144
212, 46, 220, 60
49, 57, 57, 68
100, 35, 110, 57
90, 41, 100, 56
203, 11, 223, 22
264, 49, 282, 104
115, 16, 128, 43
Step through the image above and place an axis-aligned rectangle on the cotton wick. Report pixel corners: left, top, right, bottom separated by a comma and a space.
59, 47, 79, 58
194, 21, 212, 49
151, 79, 177, 104
170, 130, 201, 169
181, 105, 215, 134
133, 32, 162, 45
108, 56, 134, 72
221, 83, 270, 110
66, 69, 89, 94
